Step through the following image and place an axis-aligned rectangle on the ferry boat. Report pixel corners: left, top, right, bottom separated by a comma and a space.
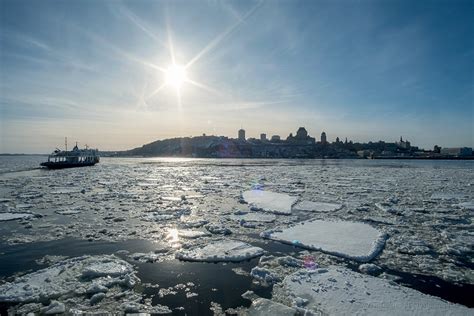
41, 140, 100, 169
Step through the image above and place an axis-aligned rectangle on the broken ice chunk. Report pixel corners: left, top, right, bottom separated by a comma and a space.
55, 209, 81, 215
176, 229, 211, 239
0, 255, 138, 303
455, 201, 474, 210
205, 224, 232, 235
175, 240, 264, 262
430, 192, 467, 200
82, 259, 133, 278
0, 212, 33, 221
42, 300, 66, 314
293, 201, 342, 212
250, 267, 281, 284
50, 188, 81, 194
358, 263, 382, 275
228, 213, 277, 223
247, 297, 296, 315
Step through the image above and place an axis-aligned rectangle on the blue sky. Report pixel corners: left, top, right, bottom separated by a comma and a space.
1, 0, 473, 153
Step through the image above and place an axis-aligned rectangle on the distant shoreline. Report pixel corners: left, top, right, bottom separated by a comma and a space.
100, 155, 474, 161
0, 153, 47, 156
1, 154, 473, 160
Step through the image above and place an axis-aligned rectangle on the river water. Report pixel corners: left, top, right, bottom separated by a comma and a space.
0, 156, 472, 314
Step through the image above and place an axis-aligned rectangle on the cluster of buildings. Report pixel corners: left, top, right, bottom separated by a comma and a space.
120, 126, 472, 159
237, 127, 329, 145
235, 127, 473, 159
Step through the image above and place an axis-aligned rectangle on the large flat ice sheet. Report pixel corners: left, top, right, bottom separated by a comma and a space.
283, 267, 471, 315
242, 190, 297, 215
261, 220, 387, 262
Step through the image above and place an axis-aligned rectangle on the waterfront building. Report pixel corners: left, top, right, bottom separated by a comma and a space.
260, 133, 267, 141
440, 147, 472, 157
296, 127, 308, 138
287, 127, 316, 144
238, 129, 246, 141
321, 131, 327, 144
397, 136, 411, 149
270, 135, 281, 142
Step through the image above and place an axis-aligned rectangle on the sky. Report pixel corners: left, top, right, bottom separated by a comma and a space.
1, 0, 473, 153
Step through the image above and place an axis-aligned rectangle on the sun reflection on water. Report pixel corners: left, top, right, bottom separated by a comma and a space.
166, 228, 181, 248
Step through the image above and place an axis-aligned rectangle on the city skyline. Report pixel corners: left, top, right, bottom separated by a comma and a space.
1, 0, 473, 153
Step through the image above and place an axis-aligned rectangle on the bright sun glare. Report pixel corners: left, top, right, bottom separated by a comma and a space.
165, 64, 187, 89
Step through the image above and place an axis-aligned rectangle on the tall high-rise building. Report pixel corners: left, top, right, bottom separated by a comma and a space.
321, 131, 327, 144
238, 129, 246, 141
260, 133, 267, 141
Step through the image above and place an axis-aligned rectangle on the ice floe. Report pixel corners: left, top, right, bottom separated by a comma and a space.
261, 220, 387, 262
55, 209, 81, 215
180, 218, 208, 228
129, 252, 168, 263
292, 200, 342, 212
0, 212, 33, 221
205, 224, 232, 235
358, 263, 382, 275
250, 266, 281, 285
248, 298, 296, 315
455, 201, 474, 210
176, 229, 211, 239
430, 192, 467, 200
176, 240, 264, 262
282, 266, 471, 315
50, 188, 81, 194
0, 255, 137, 303
242, 190, 297, 214
228, 212, 277, 223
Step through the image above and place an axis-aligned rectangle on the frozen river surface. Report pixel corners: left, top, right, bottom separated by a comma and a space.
0, 157, 472, 314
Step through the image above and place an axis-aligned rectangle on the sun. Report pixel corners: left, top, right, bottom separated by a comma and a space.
165, 64, 187, 89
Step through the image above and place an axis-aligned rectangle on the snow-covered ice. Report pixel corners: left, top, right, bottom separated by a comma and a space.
455, 201, 474, 210
358, 263, 382, 275
261, 220, 387, 262
176, 240, 264, 262
282, 266, 471, 315
247, 298, 296, 316
250, 266, 281, 284
55, 209, 81, 215
129, 252, 168, 263
292, 200, 342, 212
205, 224, 232, 235
176, 229, 211, 239
228, 212, 277, 223
430, 192, 467, 200
0, 255, 137, 303
242, 190, 297, 214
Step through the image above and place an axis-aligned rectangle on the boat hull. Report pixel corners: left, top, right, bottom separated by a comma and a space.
40, 161, 97, 169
